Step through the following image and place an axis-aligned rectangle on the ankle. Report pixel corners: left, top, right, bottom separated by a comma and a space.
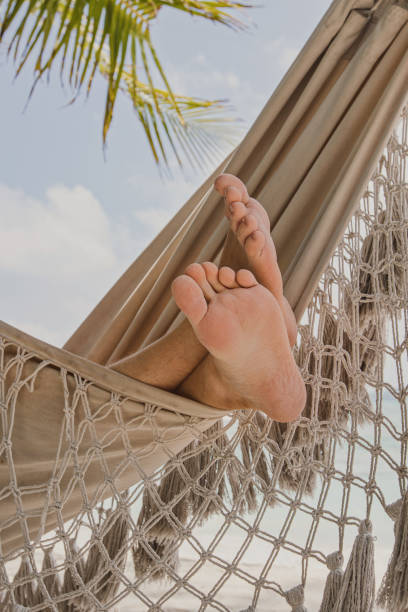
177, 357, 243, 411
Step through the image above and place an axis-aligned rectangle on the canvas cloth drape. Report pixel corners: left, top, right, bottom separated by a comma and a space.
1, 0, 408, 556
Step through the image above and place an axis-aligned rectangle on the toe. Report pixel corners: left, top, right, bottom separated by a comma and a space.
171, 275, 207, 327
224, 184, 244, 205
218, 266, 239, 288
236, 214, 258, 245
247, 197, 271, 231
214, 173, 249, 204
281, 295, 298, 347
236, 269, 257, 287
244, 229, 265, 258
185, 263, 216, 301
201, 261, 225, 292
228, 201, 247, 232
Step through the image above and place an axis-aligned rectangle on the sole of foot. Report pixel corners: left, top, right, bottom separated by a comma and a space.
171, 262, 306, 423
214, 173, 297, 348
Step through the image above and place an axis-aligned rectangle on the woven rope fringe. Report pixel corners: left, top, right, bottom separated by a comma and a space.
131, 207, 393, 582
132, 419, 272, 581
38, 505, 129, 611
333, 519, 375, 612
130, 204, 397, 584
376, 492, 408, 611
278, 292, 379, 495
318, 551, 344, 612
2, 548, 61, 610
277, 203, 396, 498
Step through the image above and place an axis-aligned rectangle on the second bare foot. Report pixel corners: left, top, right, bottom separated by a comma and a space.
214, 173, 297, 347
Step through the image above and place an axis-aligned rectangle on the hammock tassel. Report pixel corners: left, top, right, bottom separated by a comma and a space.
190, 425, 229, 520
376, 492, 408, 611
333, 519, 375, 612
285, 584, 308, 611
151, 461, 191, 540
61, 537, 86, 611
36, 547, 61, 604
139, 422, 229, 544
239, 427, 261, 513
132, 537, 180, 582
85, 505, 130, 604
133, 482, 181, 581
318, 551, 344, 612
12, 553, 38, 607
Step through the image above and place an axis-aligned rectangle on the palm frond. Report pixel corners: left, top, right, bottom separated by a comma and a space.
115, 59, 245, 172
118, 0, 255, 29
0, 0, 253, 171
136, 1, 254, 30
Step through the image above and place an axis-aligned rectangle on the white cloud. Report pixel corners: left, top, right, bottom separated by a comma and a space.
0, 184, 116, 279
161, 39, 303, 135
0, 183, 137, 346
0, 177, 206, 347
134, 208, 175, 233
195, 54, 207, 66
263, 38, 300, 72
128, 169, 198, 235
168, 65, 240, 98
165, 56, 266, 128
225, 72, 240, 89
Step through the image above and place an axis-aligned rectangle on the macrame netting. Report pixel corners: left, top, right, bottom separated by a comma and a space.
0, 105, 407, 611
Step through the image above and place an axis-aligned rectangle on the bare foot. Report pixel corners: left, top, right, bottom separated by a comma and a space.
110, 173, 298, 396
171, 263, 306, 423
214, 174, 297, 347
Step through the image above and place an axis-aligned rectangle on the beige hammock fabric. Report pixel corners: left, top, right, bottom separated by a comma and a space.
64, 0, 408, 363
1, 0, 408, 610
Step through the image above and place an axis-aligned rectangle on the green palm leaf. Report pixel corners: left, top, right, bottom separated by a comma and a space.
117, 65, 245, 172
0, 0, 254, 171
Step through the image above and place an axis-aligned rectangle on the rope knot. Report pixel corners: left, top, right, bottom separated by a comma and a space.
285, 584, 307, 610
359, 518, 373, 536
385, 497, 403, 521
326, 550, 344, 571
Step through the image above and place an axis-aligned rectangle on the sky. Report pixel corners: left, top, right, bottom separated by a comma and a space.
0, 1, 333, 346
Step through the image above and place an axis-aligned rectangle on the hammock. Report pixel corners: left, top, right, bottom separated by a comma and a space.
1, 0, 408, 609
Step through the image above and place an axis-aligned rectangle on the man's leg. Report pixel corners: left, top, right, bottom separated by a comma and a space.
111, 174, 297, 390
110, 318, 206, 390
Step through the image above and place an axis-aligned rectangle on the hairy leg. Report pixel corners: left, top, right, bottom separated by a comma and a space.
110, 305, 206, 390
